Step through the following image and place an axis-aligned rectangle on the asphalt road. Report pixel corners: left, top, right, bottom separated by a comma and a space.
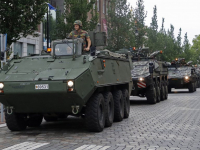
0, 88, 200, 150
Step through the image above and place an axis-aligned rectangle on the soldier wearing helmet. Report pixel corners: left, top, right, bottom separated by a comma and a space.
68, 20, 91, 52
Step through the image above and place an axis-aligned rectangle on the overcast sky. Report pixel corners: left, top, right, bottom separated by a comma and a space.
127, 0, 200, 45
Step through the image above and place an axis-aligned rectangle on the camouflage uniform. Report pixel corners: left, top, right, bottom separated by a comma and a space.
68, 30, 90, 49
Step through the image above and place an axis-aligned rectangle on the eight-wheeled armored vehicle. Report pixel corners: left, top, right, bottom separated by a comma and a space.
168, 58, 196, 93
130, 48, 169, 104
0, 32, 133, 132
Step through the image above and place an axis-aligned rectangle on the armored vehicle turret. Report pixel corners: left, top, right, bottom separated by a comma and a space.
129, 47, 169, 104
168, 58, 197, 92
0, 32, 133, 132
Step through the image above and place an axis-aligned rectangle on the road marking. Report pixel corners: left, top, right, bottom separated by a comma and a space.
0, 123, 6, 128
74, 145, 110, 150
2, 142, 49, 150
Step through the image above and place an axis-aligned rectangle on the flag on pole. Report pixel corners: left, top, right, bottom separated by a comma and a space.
47, 3, 56, 11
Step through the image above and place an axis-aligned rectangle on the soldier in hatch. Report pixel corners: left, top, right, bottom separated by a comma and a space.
68, 20, 91, 52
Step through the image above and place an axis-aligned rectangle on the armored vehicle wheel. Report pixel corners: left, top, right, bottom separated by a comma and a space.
85, 93, 105, 132
164, 81, 168, 100
168, 87, 171, 93
44, 116, 58, 122
113, 90, 124, 122
194, 82, 197, 91
122, 89, 130, 118
160, 82, 165, 101
5, 112, 27, 131
146, 83, 157, 104
27, 114, 43, 127
196, 81, 199, 88
197, 80, 199, 88
189, 82, 194, 92
156, 83, 161, 103
103, 92, 114, 127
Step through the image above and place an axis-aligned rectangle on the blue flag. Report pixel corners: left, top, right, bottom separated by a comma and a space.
47, 3, 56, 11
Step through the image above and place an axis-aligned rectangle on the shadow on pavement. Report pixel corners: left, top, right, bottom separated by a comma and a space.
130, 99, 149, 105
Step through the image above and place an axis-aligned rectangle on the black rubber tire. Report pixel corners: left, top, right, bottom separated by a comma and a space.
113, 90, 124, 122
27, 114, 43, 127
156, 83, 161, 103
194, 82, 196, 91
198, 80, 200, 88
122, 89, 130, 119
164, 81, 168, 100
146, 83, 157, 104
103, 92, 114, 127
196, 81, 199, 88
160, 81, 165, 101
85, 93, 105, 132
44, 116, 58, 122
5, 112, 27, 131
168, 86, 171, 93
188, 82, 194, 92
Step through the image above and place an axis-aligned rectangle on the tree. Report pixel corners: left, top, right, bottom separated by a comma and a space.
176, 28, 182, 55
134, 0, 147, 48
147, 5, 158, 52
190, 35, 200, 64
106, 0, 135, 51
0, 0, 47, 45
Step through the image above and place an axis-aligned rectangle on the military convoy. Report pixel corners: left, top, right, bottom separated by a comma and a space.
0, 29, 199, 132
127, 48, 169, 104
168, 58, 197, 93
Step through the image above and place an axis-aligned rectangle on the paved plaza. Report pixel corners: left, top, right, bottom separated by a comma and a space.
0, 89, 200, 150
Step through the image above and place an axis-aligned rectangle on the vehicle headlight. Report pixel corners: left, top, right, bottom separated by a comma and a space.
139, 77, 144, 81
185, 76, 189, 80
67, 81, 74, 87
0, 83, 4, 89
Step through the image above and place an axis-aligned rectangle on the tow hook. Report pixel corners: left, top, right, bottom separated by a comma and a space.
71, 105, 79, 115
6, 106, 14, 115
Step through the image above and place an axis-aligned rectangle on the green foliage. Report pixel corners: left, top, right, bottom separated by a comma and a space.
0, 0, 47, 45
106, 0, 135, 51
134, 0, 147, 48
147, 5, 158, 52
185, 33, 198, 63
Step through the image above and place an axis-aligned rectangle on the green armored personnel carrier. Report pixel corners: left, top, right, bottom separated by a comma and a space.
168, 58, 196, 93
0, 32, 133, 132
130, 48, 169, 104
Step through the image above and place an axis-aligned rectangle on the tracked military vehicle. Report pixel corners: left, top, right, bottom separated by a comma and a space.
0, 32, 133, 132
168, 58, 197, 93
129, 48, 169, 104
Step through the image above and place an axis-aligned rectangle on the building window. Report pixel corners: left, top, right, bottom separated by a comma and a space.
106, 0, 108, 15
103, 0, 105, 14
97, 0, 99, 12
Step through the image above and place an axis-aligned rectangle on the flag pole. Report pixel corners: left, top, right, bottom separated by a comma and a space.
47, 6, 49, 49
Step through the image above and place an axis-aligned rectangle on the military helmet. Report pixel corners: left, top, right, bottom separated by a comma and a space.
74, 20, 82, 26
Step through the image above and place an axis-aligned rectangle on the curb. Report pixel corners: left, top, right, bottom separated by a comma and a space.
0, 123, 6, 128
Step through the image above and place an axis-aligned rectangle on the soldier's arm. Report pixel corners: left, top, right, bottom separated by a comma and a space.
68, 32, 73, 38
85, 33, 91, 51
